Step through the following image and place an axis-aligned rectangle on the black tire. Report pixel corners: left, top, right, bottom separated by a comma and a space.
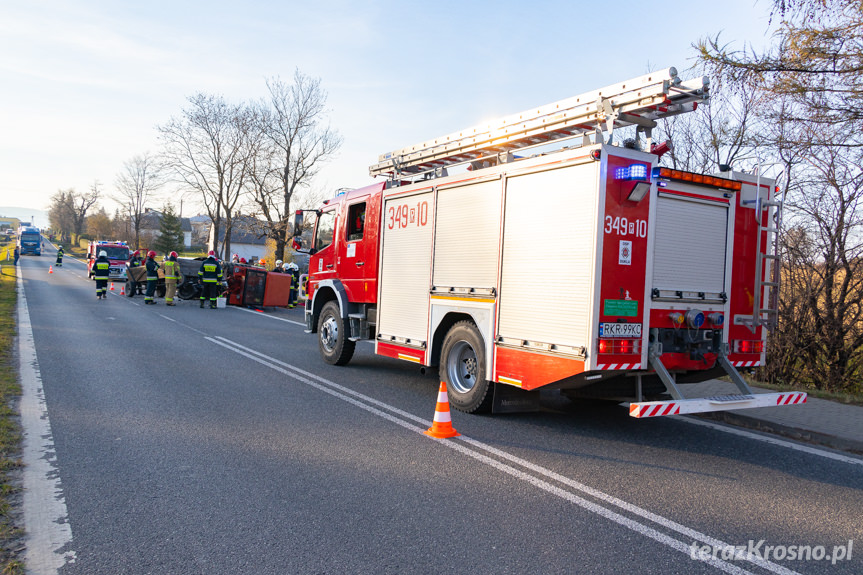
126, 280, 134, 296
439, 321, 493, 413
177, 282, 199, 300
318, 301, 355, 366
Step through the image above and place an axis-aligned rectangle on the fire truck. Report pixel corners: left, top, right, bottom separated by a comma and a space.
293, 67, 807, 417
87, 240, 131, 281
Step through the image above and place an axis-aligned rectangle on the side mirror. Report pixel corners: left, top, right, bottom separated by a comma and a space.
291, 210, 304, 238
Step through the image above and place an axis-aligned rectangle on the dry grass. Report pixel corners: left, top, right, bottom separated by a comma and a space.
0, 245, 25, 574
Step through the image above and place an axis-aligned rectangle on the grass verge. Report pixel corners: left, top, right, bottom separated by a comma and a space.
0, 247, 25, 574
718, 369, 863, 406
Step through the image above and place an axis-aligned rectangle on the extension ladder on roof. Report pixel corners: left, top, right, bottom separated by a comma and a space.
369, 66, 709, 179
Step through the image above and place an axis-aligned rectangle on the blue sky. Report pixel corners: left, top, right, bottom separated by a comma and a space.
0, 0, 776, 214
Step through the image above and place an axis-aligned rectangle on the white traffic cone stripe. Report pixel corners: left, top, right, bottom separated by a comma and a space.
433, 409, 451, 423
437, 390, 448, 403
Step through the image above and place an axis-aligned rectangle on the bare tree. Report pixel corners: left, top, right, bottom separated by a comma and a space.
86, 207, 113, 239
158, 93, 254, 258
696, 0, 863, 393
655, 66, 763, 173
764, 122, 863, 393
48, 189, 76, 243
247, 71, 342, 262
114, 153, 163, 250
48, 184, 101, 245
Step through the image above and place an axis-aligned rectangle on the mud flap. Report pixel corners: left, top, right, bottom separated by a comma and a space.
492, 383, 540, 413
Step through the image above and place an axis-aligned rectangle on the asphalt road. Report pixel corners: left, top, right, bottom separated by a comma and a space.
17, 245, 863, 575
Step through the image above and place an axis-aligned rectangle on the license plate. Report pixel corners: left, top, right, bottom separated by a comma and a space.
600, 323, 642, 338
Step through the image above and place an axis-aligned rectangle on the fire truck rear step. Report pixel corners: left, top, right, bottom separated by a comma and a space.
628, 391, 807, 418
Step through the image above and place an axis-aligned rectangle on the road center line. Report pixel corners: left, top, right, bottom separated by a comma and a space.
207, 335, 801, 575
17, 266, 77, 573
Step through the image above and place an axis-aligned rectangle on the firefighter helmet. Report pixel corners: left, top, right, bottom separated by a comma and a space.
169, 251, 178, 259
287, 262, 298, 271
239, 258, 247, 264
133, 250, 140, 257
275, 260, 283, 266
99, 250, 107, 257
208, 250, 216, 257
147, 251, 156, 258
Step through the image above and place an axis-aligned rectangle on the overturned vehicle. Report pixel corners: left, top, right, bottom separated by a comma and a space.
126, 257, 213, 300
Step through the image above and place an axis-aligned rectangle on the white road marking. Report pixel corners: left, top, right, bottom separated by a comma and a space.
207, 335, 801, 575
242, 307, 861, 466
681, 416, 863, 466
234, 306, 305, 326
17, 267, 77, 573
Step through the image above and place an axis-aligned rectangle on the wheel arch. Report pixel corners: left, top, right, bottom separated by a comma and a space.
429, 307, 494, 376
308, 279, 349, 334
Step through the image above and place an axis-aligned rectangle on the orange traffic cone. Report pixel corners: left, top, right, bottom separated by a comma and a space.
424, 382, 460, 439
120, 286, 125, 295
48, 266, 53, 274
110, 282, 115, 291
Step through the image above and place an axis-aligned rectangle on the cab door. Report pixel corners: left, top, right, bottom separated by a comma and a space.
309, 206, 338, 291
337, 198, 375, 303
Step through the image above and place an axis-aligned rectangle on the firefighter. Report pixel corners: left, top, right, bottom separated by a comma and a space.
287, 262, 300, 308
127, 250, 144, 296
198, 250, 223, 309
55, 245, 64, 267
273, 260, 285, 273
231, 253, 240, 264
163, 251, 182, 306
93, 250, 110, 300
144, 250, 160, 305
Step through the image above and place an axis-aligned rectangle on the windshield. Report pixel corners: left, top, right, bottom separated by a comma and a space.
98, 246, 130, 260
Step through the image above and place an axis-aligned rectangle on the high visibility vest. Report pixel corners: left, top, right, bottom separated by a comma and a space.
93, 259, 110, 280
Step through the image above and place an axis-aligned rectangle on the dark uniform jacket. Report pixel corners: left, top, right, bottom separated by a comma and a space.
93, 256, 110, 280
146, 257, 160, 280
198, 257, 223, 283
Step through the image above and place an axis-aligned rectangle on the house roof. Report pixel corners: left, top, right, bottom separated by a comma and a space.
140, 210, 192, 232
214, 215, 268, 246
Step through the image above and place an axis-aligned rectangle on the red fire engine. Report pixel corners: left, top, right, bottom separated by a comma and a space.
293, 67, 806, 416
87, 240, 131, 281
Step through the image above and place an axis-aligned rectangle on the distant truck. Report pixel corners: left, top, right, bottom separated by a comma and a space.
17, 226, 41, 255
87, 240, 131, 280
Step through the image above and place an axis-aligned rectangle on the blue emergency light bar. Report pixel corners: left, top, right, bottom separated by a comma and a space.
615, 164, 649, 181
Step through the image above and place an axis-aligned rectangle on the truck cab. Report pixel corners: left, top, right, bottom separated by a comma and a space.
301, 183, 385, 364
87, 241, 131, 280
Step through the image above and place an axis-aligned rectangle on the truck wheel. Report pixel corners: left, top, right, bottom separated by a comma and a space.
440, 321, 493, 413
318, 301, 355, 366
125, 280, 134, 296
177, 282, 197, 300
